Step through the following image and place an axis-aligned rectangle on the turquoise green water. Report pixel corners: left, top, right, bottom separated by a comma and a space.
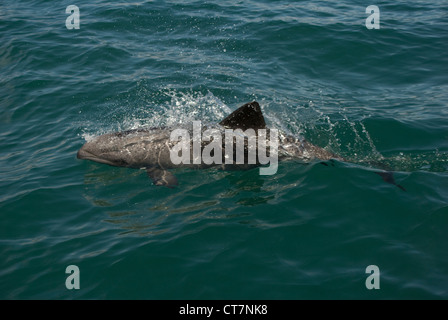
1, 0, 447, 299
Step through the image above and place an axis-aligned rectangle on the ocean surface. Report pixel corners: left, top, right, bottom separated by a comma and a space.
1, 0, 447, 299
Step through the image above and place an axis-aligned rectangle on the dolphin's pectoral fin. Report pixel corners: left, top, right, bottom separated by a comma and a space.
146, 167, 178, 188
374, 171, 406, 191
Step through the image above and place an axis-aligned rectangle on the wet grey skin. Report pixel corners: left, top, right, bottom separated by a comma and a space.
77, 101, 404, 190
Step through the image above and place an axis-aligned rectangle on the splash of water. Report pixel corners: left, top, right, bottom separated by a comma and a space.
79, 88, 232, 141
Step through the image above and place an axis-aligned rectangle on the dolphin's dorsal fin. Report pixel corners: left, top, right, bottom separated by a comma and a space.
219, 101, 266, 130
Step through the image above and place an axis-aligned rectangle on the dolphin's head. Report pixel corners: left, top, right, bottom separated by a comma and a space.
77, 129, 170, 168
77, 132, 132, 167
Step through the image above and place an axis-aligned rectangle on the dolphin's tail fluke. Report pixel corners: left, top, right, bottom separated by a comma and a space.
361, 159, 406, 191
321, 158, 407, 191
374, 171, 406, 191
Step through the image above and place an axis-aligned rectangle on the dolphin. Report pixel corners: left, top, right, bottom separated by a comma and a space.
77, 101, 404, 190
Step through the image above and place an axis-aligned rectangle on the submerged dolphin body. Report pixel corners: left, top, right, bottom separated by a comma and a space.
77, 101, 404, 190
